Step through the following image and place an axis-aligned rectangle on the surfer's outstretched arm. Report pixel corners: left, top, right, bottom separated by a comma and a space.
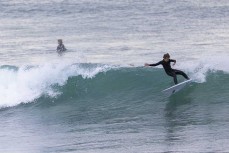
170, 59, 176, 66
145, 61, 162, 67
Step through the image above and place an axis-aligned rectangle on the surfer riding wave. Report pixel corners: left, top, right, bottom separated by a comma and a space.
145, 53, 190, 84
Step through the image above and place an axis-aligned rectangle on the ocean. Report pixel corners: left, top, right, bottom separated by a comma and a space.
0, 0, 229, 152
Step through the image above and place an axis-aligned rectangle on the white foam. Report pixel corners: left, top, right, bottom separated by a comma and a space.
0, 63, 113, 107
176, 53, 229, 83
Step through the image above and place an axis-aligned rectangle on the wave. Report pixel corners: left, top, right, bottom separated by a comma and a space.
0, 61, 228, 108
0, 63, 114, 107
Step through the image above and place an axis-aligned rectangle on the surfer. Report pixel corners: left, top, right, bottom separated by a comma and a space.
57, 39, 67, 54
144, 53, 190, 84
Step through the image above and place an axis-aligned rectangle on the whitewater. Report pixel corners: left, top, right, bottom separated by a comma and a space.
0, 0, 229, 153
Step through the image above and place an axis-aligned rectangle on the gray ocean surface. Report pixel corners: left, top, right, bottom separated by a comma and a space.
0, 0, 229, 153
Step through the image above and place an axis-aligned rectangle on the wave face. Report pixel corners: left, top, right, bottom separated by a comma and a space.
0, 63, 114, 107
0, 63, 228, 107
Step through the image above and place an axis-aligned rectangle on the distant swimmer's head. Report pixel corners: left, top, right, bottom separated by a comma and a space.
58, 39, 63, 45
163, 53, 170, 62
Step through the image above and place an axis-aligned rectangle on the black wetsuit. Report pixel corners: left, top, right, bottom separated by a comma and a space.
149, 59, 189, 84
57, 44, 66, 52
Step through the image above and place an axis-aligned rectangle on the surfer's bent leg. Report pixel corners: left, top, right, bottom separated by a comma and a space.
167, 71, 178, 84
174, 69, 190, 80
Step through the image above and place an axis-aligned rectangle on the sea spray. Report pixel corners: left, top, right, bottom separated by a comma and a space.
0, 63, 114, 107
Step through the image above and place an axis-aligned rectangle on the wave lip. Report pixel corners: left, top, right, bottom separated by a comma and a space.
0, 63, 114, 107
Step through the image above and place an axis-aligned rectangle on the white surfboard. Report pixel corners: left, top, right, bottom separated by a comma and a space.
162, 79, 192, 96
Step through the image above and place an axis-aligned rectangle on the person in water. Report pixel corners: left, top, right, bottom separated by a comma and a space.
57, 39, 67, 53
145, 53, 190, 84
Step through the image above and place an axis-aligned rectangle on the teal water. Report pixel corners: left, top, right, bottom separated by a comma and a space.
0, 64, 229, 152
1, 0, 229, 152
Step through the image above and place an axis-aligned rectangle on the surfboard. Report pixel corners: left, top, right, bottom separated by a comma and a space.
162, 79, 192, 96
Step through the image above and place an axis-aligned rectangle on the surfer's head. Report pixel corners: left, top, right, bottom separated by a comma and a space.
163, 53, 170, 62
58, 39, 63, 45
